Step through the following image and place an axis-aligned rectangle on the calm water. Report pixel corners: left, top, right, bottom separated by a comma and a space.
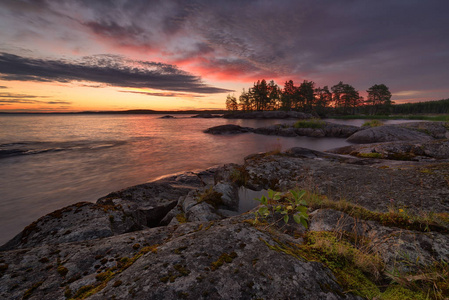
0, 114, 359, 244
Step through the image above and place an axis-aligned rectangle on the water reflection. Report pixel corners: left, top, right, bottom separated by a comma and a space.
0, 114, 354, 244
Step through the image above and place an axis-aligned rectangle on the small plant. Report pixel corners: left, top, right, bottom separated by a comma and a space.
230, 166, 250, 186
254, 189, 309, 228
293, 119, 325, 129
362, 120, 384, 127
196, 187, 223, 208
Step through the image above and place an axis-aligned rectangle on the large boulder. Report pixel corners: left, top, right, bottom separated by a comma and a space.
346, 125, 433, 144
0, 217, 361, 300
97, 173, 206, 228
322, 122, 360, 137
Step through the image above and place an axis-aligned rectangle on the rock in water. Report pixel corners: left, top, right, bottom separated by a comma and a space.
204, 124, 253, 134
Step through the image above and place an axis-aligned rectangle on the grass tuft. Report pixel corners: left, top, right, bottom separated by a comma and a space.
293, 119, 325, 129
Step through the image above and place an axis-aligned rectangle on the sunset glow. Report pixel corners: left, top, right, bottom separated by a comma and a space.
1, 1, 448, 112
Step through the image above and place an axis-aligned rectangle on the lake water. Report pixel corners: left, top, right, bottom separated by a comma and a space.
0, 114, 411, 244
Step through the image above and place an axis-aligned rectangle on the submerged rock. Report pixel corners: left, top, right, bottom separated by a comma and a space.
204, 124, 253, 134
191, 113, 221, 118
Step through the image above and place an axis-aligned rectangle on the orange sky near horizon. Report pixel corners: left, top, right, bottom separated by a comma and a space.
0, 78, 437, 113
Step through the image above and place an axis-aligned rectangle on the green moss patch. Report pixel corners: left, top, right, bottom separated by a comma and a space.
71, 245, 158, 299
356, 152, 383, 159
211, 252, 238, 271
303, 191, 449, 234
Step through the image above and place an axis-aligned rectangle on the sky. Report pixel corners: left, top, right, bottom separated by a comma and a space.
0, 0, 448, 112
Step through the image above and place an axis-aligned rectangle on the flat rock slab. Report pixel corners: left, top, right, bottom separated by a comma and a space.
243, 147, 449, 213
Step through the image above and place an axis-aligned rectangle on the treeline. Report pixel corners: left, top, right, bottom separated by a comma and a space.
226, 79, 392, 116
392, 98, 449, 114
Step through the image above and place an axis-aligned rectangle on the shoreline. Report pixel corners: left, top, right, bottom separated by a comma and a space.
1, 121, 449, 299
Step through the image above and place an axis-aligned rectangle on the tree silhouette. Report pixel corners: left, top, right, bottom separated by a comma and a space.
225, 94, 238, 111
331, 81, 362, 114
366, 84, 393, 115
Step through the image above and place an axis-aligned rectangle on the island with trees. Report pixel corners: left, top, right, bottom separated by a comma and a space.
225, 79, 393, 116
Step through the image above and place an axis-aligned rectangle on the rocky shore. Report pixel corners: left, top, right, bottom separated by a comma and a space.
1, 121, 449, 299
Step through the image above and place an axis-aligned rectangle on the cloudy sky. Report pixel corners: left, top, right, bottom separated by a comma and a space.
0, 0, 448, 112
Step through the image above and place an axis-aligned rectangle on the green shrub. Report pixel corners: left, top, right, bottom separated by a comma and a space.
254, 189, 309, 228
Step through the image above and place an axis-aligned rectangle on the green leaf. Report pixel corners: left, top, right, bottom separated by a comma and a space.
258, 206, 269, 217
294, 191, 306, 204
300, 218, 308, 229
293, 213, 301, 224
283, 215, 289, 224
260, 196, 268, 205
296, 206, 308, 214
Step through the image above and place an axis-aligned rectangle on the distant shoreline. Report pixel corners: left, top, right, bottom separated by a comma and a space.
0, 109, 227, 115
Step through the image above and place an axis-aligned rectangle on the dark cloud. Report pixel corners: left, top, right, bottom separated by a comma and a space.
120, 90, 204, 98
0, 92, 71, 105
0, 92, 46, 99
0, 86, 7, 89
45, 100, 72, 105
0, 53, 233, 94
84, 20, 144, 40
65, 1, 449, 93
